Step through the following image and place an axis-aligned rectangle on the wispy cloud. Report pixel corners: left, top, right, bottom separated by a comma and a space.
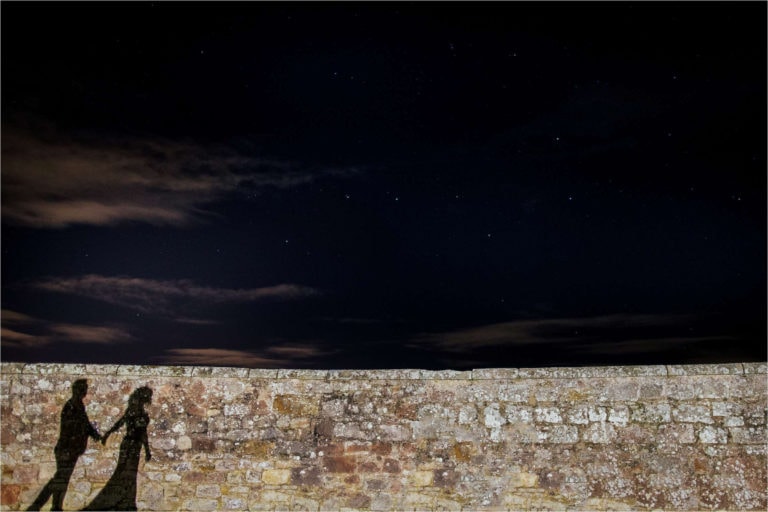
160, 343, 332, 368
34, 275, 320, 314
1, 309, 133, 348
48, 324, 133, 344
413, 313, 696, 353
571, 336, 733, 355
1, 327, 49, 347
1, 126, 357, 228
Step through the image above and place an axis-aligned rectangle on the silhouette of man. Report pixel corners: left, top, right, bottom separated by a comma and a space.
27, 379, 101, 511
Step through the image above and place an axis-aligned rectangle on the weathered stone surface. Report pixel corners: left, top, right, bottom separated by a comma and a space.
260, 468, 290, 485
0, 362, 765, 511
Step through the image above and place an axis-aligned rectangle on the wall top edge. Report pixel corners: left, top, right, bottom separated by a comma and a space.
2, 362, 763, 379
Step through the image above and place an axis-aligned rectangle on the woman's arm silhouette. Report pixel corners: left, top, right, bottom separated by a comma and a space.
100, 414, 126, 444
142, 422, 151, 461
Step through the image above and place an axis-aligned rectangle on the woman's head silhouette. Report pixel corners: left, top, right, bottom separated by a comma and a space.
129, 386, 152, 407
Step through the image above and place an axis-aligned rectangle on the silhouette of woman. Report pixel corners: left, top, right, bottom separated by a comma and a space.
28, 379, 101, 511
82, 387, 152, 511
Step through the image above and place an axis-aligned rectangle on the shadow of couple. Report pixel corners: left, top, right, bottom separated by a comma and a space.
27, 380, 153, 511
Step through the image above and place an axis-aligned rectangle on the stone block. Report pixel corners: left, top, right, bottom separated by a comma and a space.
182, 498, 219, 510
471, 368, 518, 380
608, 406, 630, 426
630, 402, 671, 423
433, 468, 460, 488
196, 484, 221, 498
566, 405, 589, 425
537, 425, 578, 444
291, 466, 322, 486
276, 369, 327, 380
273, 395, 319, 416
0, 362, 25, 374
672, 404, 713, 424
291, 496, 320, 511
639, 383, 663, 398
378, 424, 411, 441
657, 423, 695, 444
458, 405, 477, 424
667, 363, 744, 375
222, 496, 247, 510
583, 422, 617, 444
693, 377, 729, 399
1, 484, 21, 506
497, 383, 529, 402
507, 405, 534, 423
323, 456, 355, 473
588, 406, 607, 422
730, 427, 766, 444
511, 472, 539, 487
535, 407, 563, 423
743, 362, 767, 374
369, 493, 392, 511
261, 469, 291, 485
484, 404, 506, 428
12, 464, 39, 483
410, 470, 434, 487
698, 426, 728, 444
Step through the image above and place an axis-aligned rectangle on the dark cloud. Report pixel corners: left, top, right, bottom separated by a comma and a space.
1, 309, 133, 347
1, 127, 357, 228
34, 275, 321, 314
413, 314, 697, 353
160, 343, 333, 368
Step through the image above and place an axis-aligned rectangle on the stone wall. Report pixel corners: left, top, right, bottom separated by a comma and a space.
1, 362, 766, 511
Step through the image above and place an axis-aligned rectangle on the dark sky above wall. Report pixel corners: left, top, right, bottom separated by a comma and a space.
2, 2, 765, 369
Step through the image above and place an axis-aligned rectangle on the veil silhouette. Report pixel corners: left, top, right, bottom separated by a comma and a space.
82, 386, 153, 511
27, 379, 101, 511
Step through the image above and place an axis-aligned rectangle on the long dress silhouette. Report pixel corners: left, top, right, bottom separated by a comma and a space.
82, 387, 152, 511
28, 379, 101, 511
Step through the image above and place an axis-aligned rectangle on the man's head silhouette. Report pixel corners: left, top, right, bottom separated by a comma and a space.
72, 379, 88, 400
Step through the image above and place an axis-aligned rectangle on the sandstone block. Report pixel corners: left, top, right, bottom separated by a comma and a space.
177, 435, 192, 450
511, 472, 538, 487
273, 395, 318, 416
291, 466, 321, 486
370, 493, 392, 511
261, 469, 291, 485
1, 484, 21, 506
182, 498, 219, 510
323, 456, 355, 473
196, 484, 221, 498
410, 470, 434, 487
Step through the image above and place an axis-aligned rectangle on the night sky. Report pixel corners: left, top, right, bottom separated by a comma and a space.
2, 2, 765, 370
